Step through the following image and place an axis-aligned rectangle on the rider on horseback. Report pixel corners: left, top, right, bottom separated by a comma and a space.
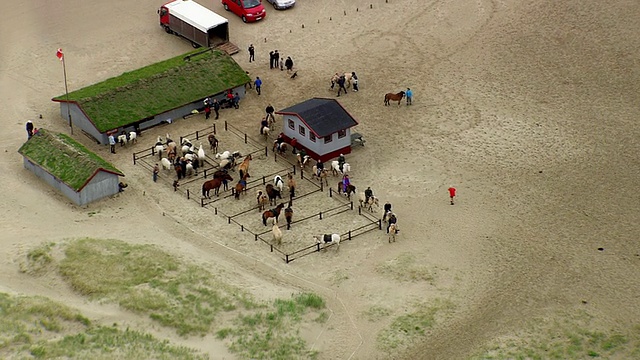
342, 174, 350, 193
260, 117, 268, 134
337, 154, 346, 172
316, 159, 324, 176
365, 187, 373, 204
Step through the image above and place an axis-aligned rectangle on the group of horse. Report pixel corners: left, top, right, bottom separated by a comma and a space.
154, 135, 208, 180
329, 71, 406, 106
116, 131, 137, 147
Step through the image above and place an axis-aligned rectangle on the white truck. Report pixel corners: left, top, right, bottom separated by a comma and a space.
159, 0, 230, 49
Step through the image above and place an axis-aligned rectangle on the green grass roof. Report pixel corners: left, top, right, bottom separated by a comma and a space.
18, 129, 124, 191
52, 49, 250, 133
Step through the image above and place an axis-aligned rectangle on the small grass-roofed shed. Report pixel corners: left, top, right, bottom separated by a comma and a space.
52, 49, 250, 144
18, 129, 124, 206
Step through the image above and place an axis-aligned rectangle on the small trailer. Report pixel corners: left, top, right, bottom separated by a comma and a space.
159, 0, 232, 50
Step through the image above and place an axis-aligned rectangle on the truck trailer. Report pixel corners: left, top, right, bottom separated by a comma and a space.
159, 0, 230, 48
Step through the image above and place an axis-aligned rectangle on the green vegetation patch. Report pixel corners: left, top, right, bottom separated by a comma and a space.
473, 311, 640, 359
18, 129, 123, 191
216, 293, 325, 360
0, 292, 205, 359
52, 50, 250, 132
377, 299, 454, 354
57, 238, 257, 336
376, 253, 436, 283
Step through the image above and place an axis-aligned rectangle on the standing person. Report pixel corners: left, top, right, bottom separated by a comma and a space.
448, 186, 456, 205
285, 56, 294, 73
233, 92, 240, 109
265, 104, 275, 122
212, 99, 220, 120
248, 44, 255, 62
274, 50, 280, 70
153, 164, 159, 182
337, 75, 347, 97
269, 51, 274, 69
108, 133, 116, 154
254, 77, 262, 95
406, 87, 413, 105
26, 120, 34, 139
351, 72, 359, 92
280, 57, 284, 71
204, 103, 211, 120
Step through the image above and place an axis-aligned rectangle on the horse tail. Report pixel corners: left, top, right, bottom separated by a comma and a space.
202, 183, 206, 196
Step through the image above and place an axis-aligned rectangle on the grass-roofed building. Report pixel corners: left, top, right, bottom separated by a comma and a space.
52, 49, 250, 145
18, 129, 124, 206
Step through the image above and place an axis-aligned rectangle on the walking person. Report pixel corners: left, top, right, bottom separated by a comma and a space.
337, 75, 347, 97
352, 72, 359, 92
254, 77, 263, 95
269, 51, 274, 69
212, 99, 220, 120
274, 50, 280, 70
265, 104, 275, 122
448, 186, 456, 205
285, 56, 294, 73
26, 120, 34, 139
233, 92, 240, 109
406, 87, 413, 105
153, 164, 159, 182
248, 44, 255, 62
108, 133, 116, 154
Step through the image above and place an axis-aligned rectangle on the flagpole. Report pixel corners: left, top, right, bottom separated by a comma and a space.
61, 53, 73, 135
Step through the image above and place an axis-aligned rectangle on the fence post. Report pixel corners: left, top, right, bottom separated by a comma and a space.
262, 176, 266, 185
274, 150, 277, 162
201, 198, 204, 207
293, 165, 296, 175
255, 234, 258, 241
241, 224, 244, 232
329, 188, 333, 197
204, 169, 208, 178
319, 211, 322, 220
151, 146, 155, 156
224, 121, 228, 131
316, 243, 320, 252
244, 133, 247, 144
132, 153, 136, 165
196, 130, 199, 140
358, 206, 361, 215
320, 181, 324, 192
180, 136, 183, 145
215, 207, 218, 215
300, 170, 304, 180
270, 244, 273, 252
213, 123, 216, 135
349, 230, 352, 240
228, 216, 231, 224
187, 189, 190, 199
265, 146, 268, 157
350, 201, 354, 210
378, 219, 382, 230
286, 254, 289, 263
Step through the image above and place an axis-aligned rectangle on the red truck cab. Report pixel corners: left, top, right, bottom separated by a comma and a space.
221, 0, 266, 23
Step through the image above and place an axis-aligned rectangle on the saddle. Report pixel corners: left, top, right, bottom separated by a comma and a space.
323, 234, 332, 243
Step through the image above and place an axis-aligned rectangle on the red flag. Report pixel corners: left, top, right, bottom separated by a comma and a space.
56, 48, 64, 61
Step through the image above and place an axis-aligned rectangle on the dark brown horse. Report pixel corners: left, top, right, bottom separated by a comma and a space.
384, 91, 405, 106
262, 203, 285, 226
273, 141, 287, 156
212, 170, 230, 190
208, 134, 218, 152
265, 184, 282, 205
337, 182, 357, 199
202, 174, 233, 198
234, 172, 250, 200
284, 201, 293, 230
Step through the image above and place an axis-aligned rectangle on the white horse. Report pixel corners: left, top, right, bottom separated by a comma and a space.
128, 132, 137, 144
160, 157, 172, 171
215, 150, 231, 160
314, 234, 341, 251
117, 133, 127, 146
262, 126, 271, 139
330, 72, 353, 89
358, 193, 379, 212
274, 175, 284, 193
272, 218, 283, 246
388, 223, 399, 243
154, 137, 166, 160
197, 144, 205, 161
331, 161, 351, 176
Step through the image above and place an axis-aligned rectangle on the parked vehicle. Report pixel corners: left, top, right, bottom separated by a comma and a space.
221, 0, 266, 23
159, 0, 229, 48
265, 0, 295, 10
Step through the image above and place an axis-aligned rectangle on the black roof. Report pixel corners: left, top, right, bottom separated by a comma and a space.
276, 98, 358, 137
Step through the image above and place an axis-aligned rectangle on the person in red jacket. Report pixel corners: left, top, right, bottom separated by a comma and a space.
448, 186, 456, 205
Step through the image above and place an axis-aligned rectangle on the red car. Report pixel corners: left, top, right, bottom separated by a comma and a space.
221, 0, 266, 23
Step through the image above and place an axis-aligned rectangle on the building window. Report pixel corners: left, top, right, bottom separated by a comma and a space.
324, 134, 333, 144
310, 133, 316, 142
288, 119, 295, 130
299, 125, 306, 137
338, 129, 347, 139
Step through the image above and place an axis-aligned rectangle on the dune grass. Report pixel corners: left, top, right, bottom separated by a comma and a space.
0, 292, 205, 360
377, 299, 455, 354
21, 238, 328, 358
473, 311, 640, 359
376, 253, 436, 283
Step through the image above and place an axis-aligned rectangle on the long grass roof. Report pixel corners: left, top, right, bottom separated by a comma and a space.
18, 129, 124, 192
52, 49, 250, 133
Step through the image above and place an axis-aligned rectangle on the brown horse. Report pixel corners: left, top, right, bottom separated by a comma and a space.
337, 182, 357, 199
273, 141, 287, 156
256, 191, 269, 211
238, 154, 252, 179
284, 201, 293, 230
208, 134, 218, 152
234, 172, 250, 200
384, 91, 405, 106
313, 166, 330, 186
265, 184, 282, 206
202, 174, 233, 198
262, 203, 285, 226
